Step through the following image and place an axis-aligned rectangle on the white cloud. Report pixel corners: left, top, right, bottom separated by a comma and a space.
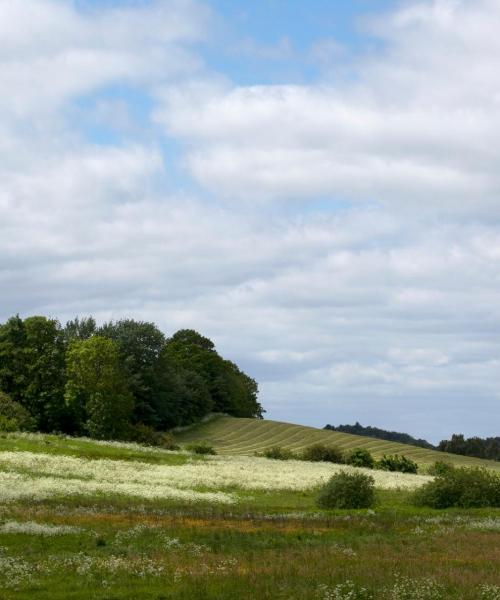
0, 0, 208, 118
155, 0, 500, 214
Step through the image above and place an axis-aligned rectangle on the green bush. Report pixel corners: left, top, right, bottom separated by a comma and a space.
427, 460, 454, 476
186, 442, 217, 455
344, 448, 375, 469
316, 471, 375, 509
0, 391, 35, 432
376, 454, 418, 474
129, 423, 180, 450
413, 467, 500, 508
301, 443, 343, 463
261, 446, 295, 460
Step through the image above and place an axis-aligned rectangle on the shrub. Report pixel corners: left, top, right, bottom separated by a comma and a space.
427, 460, 454, 476
0, 391, 35, 432
186, 442, 217, 455
0, 415, 17, 432
376, 454, 418, 474
316, 471, 375, 509
344, 448, 375, 469
129, 423, 180, 450
261, 446, 295, 460
413, 467, 500, 508
301, 443, 344, 463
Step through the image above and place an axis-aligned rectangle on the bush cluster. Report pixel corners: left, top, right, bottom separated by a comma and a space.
128, 423, 179, 450
345, 448, 375, 469
240, 443, 425, 480
376, 454, 418, 474
186, 442, 217, 455
426, 460, 454, 476
413, 467, 500, 508
301, 443, 343, 463
0, 391, 35, 433
260, 446, 295, 460
316, 472, 375, 509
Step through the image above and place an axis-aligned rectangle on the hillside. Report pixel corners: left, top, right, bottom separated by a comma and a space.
174, 415, 500, 470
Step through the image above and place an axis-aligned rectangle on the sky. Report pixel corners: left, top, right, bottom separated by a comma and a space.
1, 0, 500, 443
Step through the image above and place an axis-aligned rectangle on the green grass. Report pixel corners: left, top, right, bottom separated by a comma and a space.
174, 415, 500, 471
0, 432, 196, 466
0, 427, 499, 599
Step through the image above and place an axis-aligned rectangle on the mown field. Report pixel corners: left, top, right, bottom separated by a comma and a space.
0, 429, 499, 599
174, 415, 500, 471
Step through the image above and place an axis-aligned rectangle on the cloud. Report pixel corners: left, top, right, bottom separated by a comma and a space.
155, 0, 500, 215
0, 0, 209, 118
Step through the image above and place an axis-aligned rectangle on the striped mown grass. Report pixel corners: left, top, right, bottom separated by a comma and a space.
174, 416, 500, 471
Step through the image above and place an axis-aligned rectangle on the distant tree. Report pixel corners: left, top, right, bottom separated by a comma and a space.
325, 421, 434, 450
65, 336, 133, 440
438, 433, 500, 461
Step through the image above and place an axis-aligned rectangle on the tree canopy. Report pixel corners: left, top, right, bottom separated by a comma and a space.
0, 315, 264, 440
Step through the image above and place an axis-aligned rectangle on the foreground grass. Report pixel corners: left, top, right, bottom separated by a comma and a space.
0, 432, 499, 599
0, 497, 499, 599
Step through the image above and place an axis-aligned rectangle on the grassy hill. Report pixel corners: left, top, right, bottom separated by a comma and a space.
174, 415, 500, 470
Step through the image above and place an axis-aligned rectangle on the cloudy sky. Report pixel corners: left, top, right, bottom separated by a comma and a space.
2, 0, 500, 443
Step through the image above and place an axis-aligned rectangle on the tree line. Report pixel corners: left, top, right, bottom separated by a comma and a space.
0, 315, 263, 440
324, 421, 435, 450
438, 434, 500, 461
325, 422, 499, 461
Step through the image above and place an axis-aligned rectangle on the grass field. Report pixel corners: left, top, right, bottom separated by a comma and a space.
0, 427, 499, 599
174, 415, 500, 471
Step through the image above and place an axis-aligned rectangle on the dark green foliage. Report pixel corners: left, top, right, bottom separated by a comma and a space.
345, 448, 375, 469
65, 336, 134, 440
427, 460, 455, 476
261, 446, 295, 460
438, 433, 500, 461
63, 316, 97, 343
0, 391, 35, 432
0, 315, 28, 404
98, 319, 166, 426
301, 443, 343, 463
316, 472, 375, 509
186, 442, 217, 455
0, 314, 263, 439
128, 423, 180, 449
0, 315, 67, 432
325, 421, 435, 450
165, 329, 264, 420
376, 454, 418, 474
413, 467, 500, 508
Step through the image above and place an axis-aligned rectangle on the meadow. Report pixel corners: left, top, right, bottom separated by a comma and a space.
0, 426, 499, 599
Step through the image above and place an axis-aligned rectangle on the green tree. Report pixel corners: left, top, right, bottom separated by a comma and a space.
0, 315, 28, 404
0, 390, 35, 432
23, 316, 67, 431
65, 336, 134, 440
98, 319, 166, 426
64, 316, 97, 343
0, 315, 67, 431
164, 329, 263, 419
